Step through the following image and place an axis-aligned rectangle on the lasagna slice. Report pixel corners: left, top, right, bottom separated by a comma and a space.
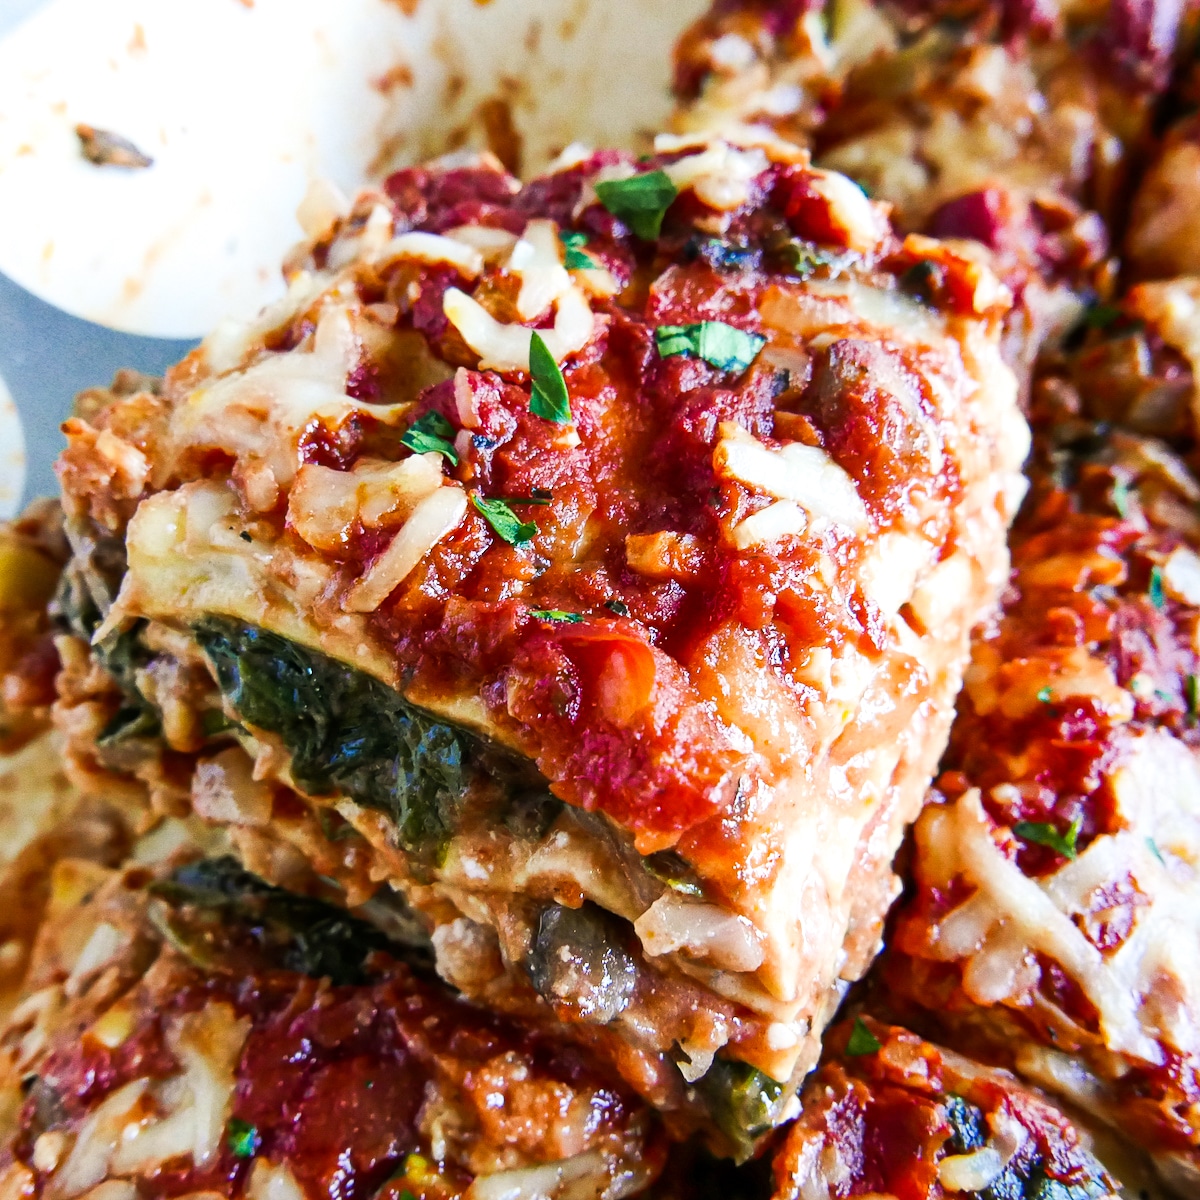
772, 1016, 1121, 1200
878, 374, 1200, 1192
55, 133, 1027, 1152
0, 851, 662, 1200
671, 0, 1192, 385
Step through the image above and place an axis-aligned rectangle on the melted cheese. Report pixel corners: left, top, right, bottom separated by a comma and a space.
926, 732, 1200, 1067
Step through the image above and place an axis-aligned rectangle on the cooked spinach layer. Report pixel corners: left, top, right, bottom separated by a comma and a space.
151, 856, 402, 985
55, 542, 161, 746
192, 617, 525, 855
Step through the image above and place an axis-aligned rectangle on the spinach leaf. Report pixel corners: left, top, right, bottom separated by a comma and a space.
695, 1057, 786, 1162
193, 618, 513, 856
150, 856, 397, 984
943, 1094, 986, 1154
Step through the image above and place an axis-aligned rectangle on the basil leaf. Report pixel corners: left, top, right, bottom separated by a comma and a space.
1014, 817, 1081, 860
846, 1017, 881, 1056
401, 410, 458, 464
472, 494, 538, 545
655, 321, 766, 374
529, 332, 572, 424
560, 230, 597, 270
529, 609, 583, 623
1149, 564, 1165, 609
595, 169, 678, 240
227, 1118, 260, 1159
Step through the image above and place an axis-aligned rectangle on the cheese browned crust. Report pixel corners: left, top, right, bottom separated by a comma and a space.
53, 133, 1027, 1150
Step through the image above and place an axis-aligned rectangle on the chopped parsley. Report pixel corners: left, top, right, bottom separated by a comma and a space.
1110, 476, 1131, 519
778, 240, 842, 279
1014, 817, 1082, 861
1146, 836, 1166, 865
1083, 302, 1123, 330
559, 229, 597, 270
471, 494, 537, 545
1037, 686, 1053, 704
1187, 673, 1199, 716
401, 410, 459, 464
227, 1118, 260, 1159
529, 609, 583, 623
845, 1017, 881, 1056
655, 321, 766, 374
594, 170, 678, 240
605, 599, 630, 616
528, 332, 572, 424
1149, 565, 1165, 609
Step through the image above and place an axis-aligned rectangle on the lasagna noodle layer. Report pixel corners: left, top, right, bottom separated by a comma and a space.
55, 133, 1027, 1146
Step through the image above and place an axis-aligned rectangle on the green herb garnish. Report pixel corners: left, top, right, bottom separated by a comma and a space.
605, 599, 630, 616
1014, 817, 1082, 860
227, 1118, 260, 1159
655, 321, 766, 374
1037, 686, 1053, 704
1110, 477, 1131, 519
846, 1018, 882, 1056
559, 230, 596, 270
1187, 673, 1199, 716
528, 331, 572, 424
1083, 302, 1123, 330
1146, 837, 1166, 865
778, 240, 840, 278
529, 609, 583, 623
472, 494, 538, 545
401, 410, 459, 465
595, 169, 678, 240
1149, 565, 1165, 609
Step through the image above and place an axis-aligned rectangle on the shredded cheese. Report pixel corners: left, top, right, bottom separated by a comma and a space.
344, 486, 468, 613
443, 286, 594, 372
925, 746, 1200, 1068
714, 422, 868, 532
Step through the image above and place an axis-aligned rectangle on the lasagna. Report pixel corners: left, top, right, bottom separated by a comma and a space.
879, 335, 1200, 1192
670, 0, 1193, 385
0, 849, 661, 1200
52, 132, 1027, 1152
773, 1016, 1120, 1200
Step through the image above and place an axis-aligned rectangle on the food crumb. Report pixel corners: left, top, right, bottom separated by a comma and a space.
75, 124, 154, 169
